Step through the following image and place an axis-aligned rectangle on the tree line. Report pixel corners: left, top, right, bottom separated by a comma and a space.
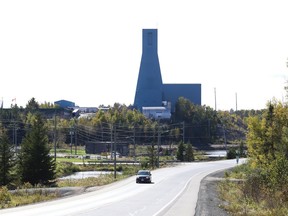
0, 107, 55, 188
0, 97, 255, 187
243, 98, 288, 204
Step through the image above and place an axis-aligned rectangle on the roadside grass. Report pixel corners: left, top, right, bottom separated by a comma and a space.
57, 174, 124, 188
9, 190, 59, 208
0, 185, 59, 209
1, 172, 132, 209
218, 163, 288, 216
0, 163, 141, 209
194, 151, 209, 161
218, 179, 288, 216
57, 163, 140, 188
56, 157, 84, 163
50, 147, 86, 155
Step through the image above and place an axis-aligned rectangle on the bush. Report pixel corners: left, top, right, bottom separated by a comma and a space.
140, 159, 149, 169
242, 168, 266, 203
226, 148, 237, 159
0, 187, 11, 208
269, 155, 288, 192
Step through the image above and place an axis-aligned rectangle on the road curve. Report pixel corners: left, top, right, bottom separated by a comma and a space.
0, 159, 243, 216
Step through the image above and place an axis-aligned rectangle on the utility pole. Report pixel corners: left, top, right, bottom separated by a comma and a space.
13, 121, 19, 154
53, 114, 57, 161
113, 125, 117, 179
214, 87, 217, 111
208, 119, 211, 142
182, 121, 185, 143
235, 92, 238, 111
70, 126, 74, 155
133, 126, 136, 163
157, 125, 161, 168
110, 123, 113, 159
15, 125, 17, 154
74, 119, 78, 155
223, 125, 227, 151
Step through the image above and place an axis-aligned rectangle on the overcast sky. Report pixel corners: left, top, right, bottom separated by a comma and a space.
1, 0, 288, 110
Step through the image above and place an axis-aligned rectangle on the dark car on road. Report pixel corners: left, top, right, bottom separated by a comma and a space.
136, 170, 152, 183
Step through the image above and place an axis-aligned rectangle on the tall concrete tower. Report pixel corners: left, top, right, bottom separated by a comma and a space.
133, 29, 201, 113
133, 29, 163, 110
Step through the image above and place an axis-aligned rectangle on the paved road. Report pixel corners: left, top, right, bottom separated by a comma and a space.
0, 159, 243, 216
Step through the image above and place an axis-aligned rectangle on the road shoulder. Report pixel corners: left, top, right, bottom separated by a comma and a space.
195, 168, 232, 216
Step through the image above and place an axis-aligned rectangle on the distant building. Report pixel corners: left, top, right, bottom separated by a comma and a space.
134, 29, 201, 115
78, 107, 98, 113
162, 84, 201, 111
98, 106, 110, 112
85, 141, 129, 156
54, 100, 76, 108
142, 106, 171, 120
54, 100, 99, 118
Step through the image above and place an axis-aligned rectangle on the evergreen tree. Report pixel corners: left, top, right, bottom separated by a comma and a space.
176, 141, 185, 162
25, 97, 39, 111
18, 113, 55, 185
185, 143, 194, 162
0, 128, 14, 186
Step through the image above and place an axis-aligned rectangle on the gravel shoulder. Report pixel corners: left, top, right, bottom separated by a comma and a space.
195, 168, 232, 216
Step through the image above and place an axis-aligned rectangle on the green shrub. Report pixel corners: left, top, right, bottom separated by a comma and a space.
269, 155, 288, 191
226, 148, 237, 159
0, 187, 11, 208
140, 159, 149, 169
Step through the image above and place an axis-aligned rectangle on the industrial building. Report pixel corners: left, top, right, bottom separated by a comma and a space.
54, 100, 75, 108
133, 29, 201, 119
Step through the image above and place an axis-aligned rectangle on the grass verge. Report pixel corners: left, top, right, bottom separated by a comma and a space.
0, 163, 140, 209
218, 164, 288, 216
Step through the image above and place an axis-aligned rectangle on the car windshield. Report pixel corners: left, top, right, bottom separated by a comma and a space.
138, 171, 150, 175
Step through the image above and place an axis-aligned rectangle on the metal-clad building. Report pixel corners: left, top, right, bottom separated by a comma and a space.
162, 84, 201, 112
54, 100, 75, 108
133, 29, 201, 113
85, 141, 129, 156
142, 107, 172, 119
